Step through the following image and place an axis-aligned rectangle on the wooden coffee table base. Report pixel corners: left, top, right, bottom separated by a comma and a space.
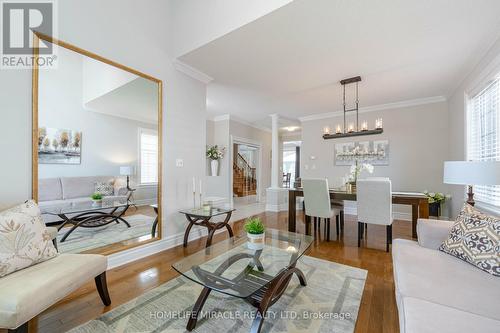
183, 211, 234, 248
186, 250, 307, 333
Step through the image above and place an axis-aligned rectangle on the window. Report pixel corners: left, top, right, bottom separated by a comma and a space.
467, 78, 500, 207
139, 128, 158, 185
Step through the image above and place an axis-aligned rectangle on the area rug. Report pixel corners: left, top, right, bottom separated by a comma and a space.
69, 256, 367, 333
57, 214, 155, 253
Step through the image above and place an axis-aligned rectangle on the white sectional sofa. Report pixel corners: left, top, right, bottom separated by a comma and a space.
38, 176, 129, 224
392, 219, 500, 333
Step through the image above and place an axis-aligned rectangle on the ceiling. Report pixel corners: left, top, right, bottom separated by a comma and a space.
179, 0, 500, 127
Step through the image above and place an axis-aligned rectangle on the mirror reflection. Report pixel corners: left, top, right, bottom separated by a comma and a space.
36, 40, 161, 254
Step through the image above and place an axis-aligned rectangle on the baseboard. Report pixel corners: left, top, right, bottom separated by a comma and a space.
133, 198, 156, 206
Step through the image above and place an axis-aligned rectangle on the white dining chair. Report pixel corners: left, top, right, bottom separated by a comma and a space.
302, 178, 341, 241
357, 178, 393, 252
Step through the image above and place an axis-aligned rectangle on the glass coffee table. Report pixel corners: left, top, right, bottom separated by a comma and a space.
172, 229, 314, 333
41, 198, 131, 242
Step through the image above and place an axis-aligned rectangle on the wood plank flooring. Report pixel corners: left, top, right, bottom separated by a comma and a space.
11, 210, 411, 333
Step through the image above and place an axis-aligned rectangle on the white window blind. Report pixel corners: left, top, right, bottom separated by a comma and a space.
467, 78, 500, 207
139, 129, 158, 184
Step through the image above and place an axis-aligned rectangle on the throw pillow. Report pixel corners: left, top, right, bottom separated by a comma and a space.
0, 200, 58, 277
95, 182, 114, 196
439, 204, 499, 276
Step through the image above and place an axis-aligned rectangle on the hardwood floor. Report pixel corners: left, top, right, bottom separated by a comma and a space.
20, 210, 411, 333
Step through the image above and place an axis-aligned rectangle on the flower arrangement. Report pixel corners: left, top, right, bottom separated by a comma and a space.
423, 191, 450, 204
244, 217, 265, 234
206, 145, 226, 160
348, 160, 374, 183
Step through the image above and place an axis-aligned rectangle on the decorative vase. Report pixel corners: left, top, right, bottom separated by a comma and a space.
429, 202, 440, 217
348, 182, 356, 193
210, 159, 219, 176
92, 199, 102, 206
247, 232, 265, 250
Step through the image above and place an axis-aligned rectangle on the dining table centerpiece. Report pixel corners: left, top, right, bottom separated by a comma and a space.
206, 145, 226, 176
347, 160, 374, 192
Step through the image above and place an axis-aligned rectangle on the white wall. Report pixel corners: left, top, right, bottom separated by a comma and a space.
448, 35, 500, 217
172, 0, 293, 57
301, 101, 451, 217
0, 0, 207, 263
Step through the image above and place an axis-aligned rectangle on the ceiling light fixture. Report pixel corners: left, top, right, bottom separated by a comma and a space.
323, 76, 383, 139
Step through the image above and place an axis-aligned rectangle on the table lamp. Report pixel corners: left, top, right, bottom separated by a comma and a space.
120, 166, 134, 191
443, 161, 500, 206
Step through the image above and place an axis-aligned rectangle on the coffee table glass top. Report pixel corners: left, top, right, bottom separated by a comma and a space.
179, 207, 235, 218
41, 198, 130, 215
172, 229, 314, 298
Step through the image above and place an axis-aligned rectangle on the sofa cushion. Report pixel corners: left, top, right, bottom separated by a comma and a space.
0, 253, 106, 329
61, 176, 115, 200
0, 201, 58, 277
392, 239, 500, 321
439, 204, 500, 276
38, 178, 63, 202
401, 296, 500, 333
95, 182, 114, 196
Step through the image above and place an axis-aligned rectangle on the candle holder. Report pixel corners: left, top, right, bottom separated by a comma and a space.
335, 124, 342, 134
199, 193, 203, 208
193, 191, 196, 209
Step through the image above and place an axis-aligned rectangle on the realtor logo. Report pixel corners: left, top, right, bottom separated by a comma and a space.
1, 0, 57, 69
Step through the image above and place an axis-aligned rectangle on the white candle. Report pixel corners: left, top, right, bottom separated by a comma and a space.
199, 180, 202, 195
323, 126, 330, 135
348, 123, 354, 133
336, 124, 342, 134
192, 177, 196, 193
361, 121, 368, 131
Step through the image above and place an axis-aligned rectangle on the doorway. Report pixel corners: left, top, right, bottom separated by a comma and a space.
283, 141, 301, 187
231, 137, 262, 207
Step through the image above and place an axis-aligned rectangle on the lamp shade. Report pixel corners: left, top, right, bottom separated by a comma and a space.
120, 166, 134, 176
443, 161, 500, 185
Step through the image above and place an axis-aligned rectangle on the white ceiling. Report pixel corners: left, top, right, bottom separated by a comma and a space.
179, 0, 500, 127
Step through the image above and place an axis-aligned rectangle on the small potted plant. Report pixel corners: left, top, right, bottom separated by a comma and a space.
347, 160, 374, 192
91, 192, 103, 206
423, 191, 450, 217
244, 217, 265, 250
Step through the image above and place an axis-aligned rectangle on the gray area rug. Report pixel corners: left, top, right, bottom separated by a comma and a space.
70, 256, 367, 333
58, 214, 154, 253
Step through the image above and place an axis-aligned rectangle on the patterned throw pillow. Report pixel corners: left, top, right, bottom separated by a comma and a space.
0, 200, 58, 277
439, 204, 500, 276
95, 182, 114, 196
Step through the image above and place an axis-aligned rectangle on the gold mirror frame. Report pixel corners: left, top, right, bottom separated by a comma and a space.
31, 32, 163, 255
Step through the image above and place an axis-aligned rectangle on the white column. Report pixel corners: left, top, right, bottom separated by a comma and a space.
270, 114, 280, 188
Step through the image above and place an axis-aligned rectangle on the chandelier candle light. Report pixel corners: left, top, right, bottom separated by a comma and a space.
323, 76, 384, 139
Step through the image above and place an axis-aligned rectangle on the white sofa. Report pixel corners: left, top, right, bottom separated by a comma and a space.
38, 176, 129, 224
392, 219, 500, 333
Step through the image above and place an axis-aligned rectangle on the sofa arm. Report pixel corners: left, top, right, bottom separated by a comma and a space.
417, 219, 454, 250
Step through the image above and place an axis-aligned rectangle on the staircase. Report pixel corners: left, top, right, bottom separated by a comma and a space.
233, 153, 257, 197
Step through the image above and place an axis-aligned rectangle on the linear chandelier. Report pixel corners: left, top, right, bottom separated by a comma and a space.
322, 76, 383, 139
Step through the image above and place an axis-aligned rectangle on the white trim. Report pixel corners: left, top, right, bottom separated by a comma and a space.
213, 114, 230, 121
265, 203, 288, 212
298, 96, 447, 122
138, 127, 159, 186
230, 135, 263, 205
211, 114, 272, 133
172, 59, 214, 84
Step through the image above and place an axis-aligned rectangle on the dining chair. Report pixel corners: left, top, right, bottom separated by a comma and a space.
357, 178, 393, 252
302, 178, 341, 241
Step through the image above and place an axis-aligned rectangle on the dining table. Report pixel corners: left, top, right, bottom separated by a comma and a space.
288, 188, 429, 239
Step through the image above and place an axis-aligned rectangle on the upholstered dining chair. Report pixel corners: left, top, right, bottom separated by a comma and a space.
302, 178, 341, 241
357, 178, 393, 251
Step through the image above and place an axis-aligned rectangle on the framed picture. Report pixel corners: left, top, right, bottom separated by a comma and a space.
335, 140, 389, 166
38, 127, 82, 164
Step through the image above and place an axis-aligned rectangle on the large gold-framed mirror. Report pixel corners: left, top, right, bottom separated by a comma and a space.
32, 32, 162, 255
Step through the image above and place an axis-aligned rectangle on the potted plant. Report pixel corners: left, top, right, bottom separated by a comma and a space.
244, 217, 265, 250
206, 145, 226, 176
347, 160, 374, 192
423, 191, 450, 217
91, 192, 103, 206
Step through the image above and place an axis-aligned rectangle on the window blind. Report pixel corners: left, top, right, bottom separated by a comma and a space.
467, 79, 500, 207
140, 130, 158, 184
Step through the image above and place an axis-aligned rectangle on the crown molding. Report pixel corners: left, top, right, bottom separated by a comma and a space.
212, 114, 231, 121
298, 96, 447, 122
173, 59, 214, 84
211, 114, 271, 133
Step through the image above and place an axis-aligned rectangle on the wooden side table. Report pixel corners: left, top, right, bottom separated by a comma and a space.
179, 207, 235, 248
